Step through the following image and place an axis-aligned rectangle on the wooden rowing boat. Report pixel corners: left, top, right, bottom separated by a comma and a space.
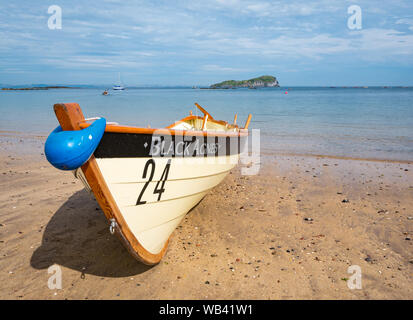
46, 102, 251, 265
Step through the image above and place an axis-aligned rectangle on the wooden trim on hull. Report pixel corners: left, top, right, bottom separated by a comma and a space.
54, 103, 168, 265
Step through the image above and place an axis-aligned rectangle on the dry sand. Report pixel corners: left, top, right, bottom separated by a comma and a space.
0, 132, 412, 299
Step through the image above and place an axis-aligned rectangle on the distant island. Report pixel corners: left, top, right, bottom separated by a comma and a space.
1, 86, 74, 91
210, 75, 279, 89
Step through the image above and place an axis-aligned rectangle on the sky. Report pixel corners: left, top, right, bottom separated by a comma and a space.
1, 0, 413, 86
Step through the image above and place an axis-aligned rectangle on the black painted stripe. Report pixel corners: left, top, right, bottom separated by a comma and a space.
94, 132, 247, 158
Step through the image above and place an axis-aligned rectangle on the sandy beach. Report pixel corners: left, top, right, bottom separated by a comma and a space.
0, 132, 412, 300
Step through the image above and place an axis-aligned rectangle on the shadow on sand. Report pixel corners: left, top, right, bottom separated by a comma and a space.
30, 189, 152, 277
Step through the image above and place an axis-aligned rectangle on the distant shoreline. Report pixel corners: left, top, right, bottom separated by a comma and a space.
1, 86, 78, 91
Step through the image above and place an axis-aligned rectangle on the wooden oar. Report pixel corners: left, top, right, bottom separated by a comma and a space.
195, 102, 214, 120
244, 114, 252, 129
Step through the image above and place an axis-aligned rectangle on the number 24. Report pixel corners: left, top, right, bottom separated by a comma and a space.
136, 159, 171, 205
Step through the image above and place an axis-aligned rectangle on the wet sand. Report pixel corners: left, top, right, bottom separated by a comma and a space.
0, 133, 412, 299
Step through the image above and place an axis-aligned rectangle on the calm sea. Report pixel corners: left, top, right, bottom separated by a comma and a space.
1, 87, 412, 161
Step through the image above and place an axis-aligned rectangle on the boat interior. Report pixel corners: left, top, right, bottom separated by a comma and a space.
168, 103, 250, 132
79, 103, 251, 135
169, 116, 237, 131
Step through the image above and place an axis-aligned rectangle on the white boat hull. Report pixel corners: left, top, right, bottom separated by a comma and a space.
95, 155, 239, 254
53, 102, 249, 264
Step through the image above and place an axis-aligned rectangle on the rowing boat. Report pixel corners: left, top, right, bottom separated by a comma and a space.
45, 103, 251, 264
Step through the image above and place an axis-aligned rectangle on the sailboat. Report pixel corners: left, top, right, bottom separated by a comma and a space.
113, 72, 125, 90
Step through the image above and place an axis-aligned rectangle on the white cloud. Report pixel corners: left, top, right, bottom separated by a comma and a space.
202, 64, 247, 72
356, 28, 413, 58
102, 33, 130, 39
396, 18, 413, 30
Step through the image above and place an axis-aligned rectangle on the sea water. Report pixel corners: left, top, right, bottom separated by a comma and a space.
0, 87, 412, 161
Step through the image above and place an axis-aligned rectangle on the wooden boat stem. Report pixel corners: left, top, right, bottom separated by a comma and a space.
53, 103, 169, 265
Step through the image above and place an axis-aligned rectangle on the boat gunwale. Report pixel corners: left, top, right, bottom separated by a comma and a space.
79, 115, 249, 138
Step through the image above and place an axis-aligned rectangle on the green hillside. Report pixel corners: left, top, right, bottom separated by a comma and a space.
210, 75, 279, 88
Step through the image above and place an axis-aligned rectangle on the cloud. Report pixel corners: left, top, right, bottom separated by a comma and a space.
201, 64, 248, 72
211, 0, 340, 17
355, 28, 413, 59
396, 18, 413, 30
102, 33, 130, 39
